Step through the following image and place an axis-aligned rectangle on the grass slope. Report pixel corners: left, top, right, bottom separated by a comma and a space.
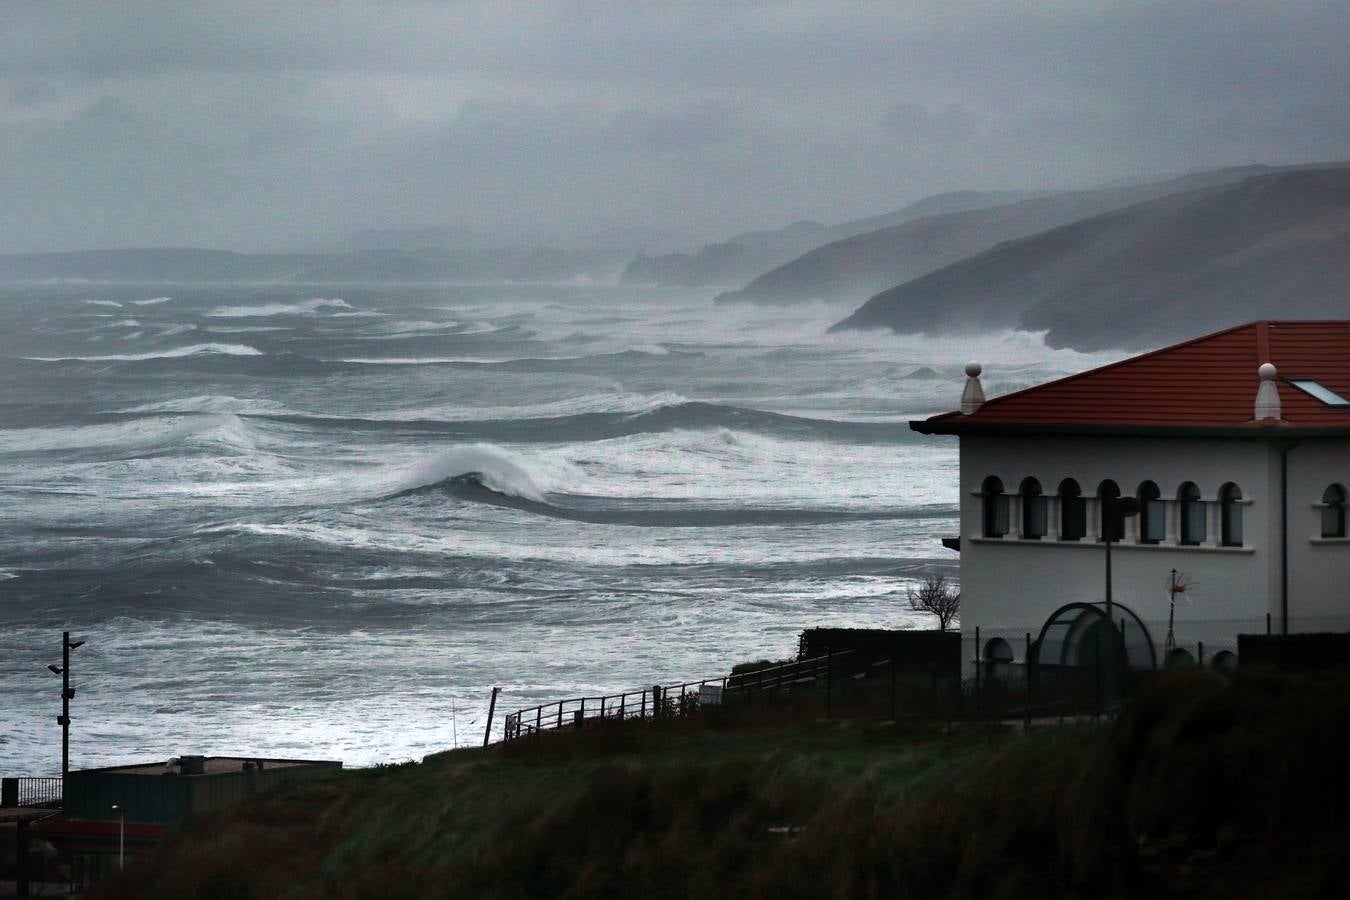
92, 669, 1350, 900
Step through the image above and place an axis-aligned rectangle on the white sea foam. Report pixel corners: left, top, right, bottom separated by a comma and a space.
376, 391, 691, 421
205, 325, 292, 334
131, 297, 173, 305
82, 299, 123, 308
206, 297, 352, 318
333, 356, 513, 366
116, 395, 290, 415
26, 343, 262, 362
1, 412, 263, 454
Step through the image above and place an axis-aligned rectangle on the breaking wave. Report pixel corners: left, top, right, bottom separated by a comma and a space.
254, 400, 916, 444
384, 445, 575, 502
206, 297, 352, 318
1, 412, 264, 455
396, 471, 939, 528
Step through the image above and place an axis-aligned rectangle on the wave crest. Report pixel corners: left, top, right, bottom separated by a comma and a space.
206, 297, 352, 318
388, 445, 575, 503
26, 343, 263, 362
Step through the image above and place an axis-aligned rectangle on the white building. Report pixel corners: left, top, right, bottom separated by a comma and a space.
910, 321, 1350, 673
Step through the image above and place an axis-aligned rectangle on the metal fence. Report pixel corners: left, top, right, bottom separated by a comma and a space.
501, 651, 858, 740
2, 776, 63, 807
496, 613, 1346, 744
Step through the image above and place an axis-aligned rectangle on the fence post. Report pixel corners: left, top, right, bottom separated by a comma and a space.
1024, 631, 1032, 733
1266, 612, 1272, 635
889, 637, 897, 721
483, 687, 500, 747
1120, 617, 1128, 699
1094, 632, 1102, 722
16, 817, 29, 899
580, 697, 586, 723
1198, 641, 1205, 667
825, 649, 833, 719
535, 704, 542, 735
652, 685, 662, 720
974, 626, 982, 717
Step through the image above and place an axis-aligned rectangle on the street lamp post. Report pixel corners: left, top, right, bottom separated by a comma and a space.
111, 804, 124, 869
1103, 498, 1140, 694
1103, 497, 1141, 628
47, 631, 85, 783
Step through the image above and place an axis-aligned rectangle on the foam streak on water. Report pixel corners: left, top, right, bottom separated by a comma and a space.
0, 283, 1118, 771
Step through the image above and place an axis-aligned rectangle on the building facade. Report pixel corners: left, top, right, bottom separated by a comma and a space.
911, 321, 1350, 671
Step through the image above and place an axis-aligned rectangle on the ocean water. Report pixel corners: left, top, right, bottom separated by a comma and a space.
0, 283, 1112, 771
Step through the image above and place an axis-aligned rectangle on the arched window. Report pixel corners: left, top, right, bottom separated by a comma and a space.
1098, 480, 1123, 541
1219, 483, 1243, 547
1323, 485, 1348, 538
1179, 482, 1205, 545
1020, 477, 1047, 539
1138, 481, 1164, 544
1059, 479, 1085, 541
982, 476, 1009, 538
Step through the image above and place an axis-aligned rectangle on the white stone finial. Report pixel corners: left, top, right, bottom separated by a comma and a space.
960, 360, 986, 415
1254, 362, 1281, 421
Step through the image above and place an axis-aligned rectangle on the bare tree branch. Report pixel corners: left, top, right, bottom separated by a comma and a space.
907, 573, 960, 631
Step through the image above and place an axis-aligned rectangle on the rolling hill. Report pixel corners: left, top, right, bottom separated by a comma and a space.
621, 190, 1033, 288
830, 166, 1350, 351
714, 165, 1296, 307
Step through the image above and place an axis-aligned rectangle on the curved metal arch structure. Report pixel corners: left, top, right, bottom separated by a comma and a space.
1035, 601, 1157, 670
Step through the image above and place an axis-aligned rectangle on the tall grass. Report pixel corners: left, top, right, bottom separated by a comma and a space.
91, 668, 1350, 900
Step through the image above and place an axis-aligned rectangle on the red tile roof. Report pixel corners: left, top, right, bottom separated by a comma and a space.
911, 321, 1350, 436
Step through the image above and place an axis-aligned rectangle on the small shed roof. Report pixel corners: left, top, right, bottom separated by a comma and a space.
910, 321, 1350, 437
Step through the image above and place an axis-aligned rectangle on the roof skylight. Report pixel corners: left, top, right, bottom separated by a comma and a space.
1288, 379, 1350, 407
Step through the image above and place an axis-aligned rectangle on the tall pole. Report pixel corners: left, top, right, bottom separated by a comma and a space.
61, 631, 71, 782
112, 805, 124, 869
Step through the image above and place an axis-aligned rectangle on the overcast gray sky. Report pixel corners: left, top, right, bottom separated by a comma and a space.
1, 1, 1347, 253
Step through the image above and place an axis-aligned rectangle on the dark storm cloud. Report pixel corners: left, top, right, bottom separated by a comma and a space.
0, 1, 1346, 253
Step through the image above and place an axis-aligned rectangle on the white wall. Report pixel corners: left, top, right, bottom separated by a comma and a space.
1283, 438, 1350, 630
957, 434, 1283, 663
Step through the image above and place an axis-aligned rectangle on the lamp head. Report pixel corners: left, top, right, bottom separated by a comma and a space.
47, 664, 63, 675
67, 640, 85, 650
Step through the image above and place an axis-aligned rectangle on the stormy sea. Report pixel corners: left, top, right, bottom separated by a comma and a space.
0, 284, 1111, 771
